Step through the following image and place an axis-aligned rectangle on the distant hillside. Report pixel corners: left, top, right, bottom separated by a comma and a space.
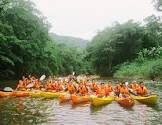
50, 33, 89, 48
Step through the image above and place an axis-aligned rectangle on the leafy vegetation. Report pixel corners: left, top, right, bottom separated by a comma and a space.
114, 58, 162, 79
0, 0, 89, 79
86, 15, 162, 77
114, 47, 162, 79
1, 0, 162, 80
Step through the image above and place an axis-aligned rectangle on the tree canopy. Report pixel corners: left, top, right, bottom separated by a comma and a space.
1, 0, 162, 79
86, 15, 162, 76
0, 0, 89, 79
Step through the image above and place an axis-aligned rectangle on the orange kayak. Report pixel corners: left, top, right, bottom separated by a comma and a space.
71, 94, 90, 105
0, 91, 12, 97
59, 93, 71, 103
11, 91, 30, 97
116, 98, 135, 108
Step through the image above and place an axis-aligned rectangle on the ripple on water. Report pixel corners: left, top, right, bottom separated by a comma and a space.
0, 88, 162, 125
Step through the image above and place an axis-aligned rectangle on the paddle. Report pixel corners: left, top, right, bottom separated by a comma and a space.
128, 88, 138, 96
128, 88, 157, 97
3, 75, 46, 91
26, 74, 46, 88
143, 92, 157, 97
26, 82, 34, 88
3, 87, 13, 92
40, 75, 46, 81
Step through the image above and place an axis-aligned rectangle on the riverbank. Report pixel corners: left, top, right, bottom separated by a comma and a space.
113, 58, 162, 80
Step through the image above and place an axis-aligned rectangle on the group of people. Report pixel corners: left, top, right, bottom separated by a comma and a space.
114, 81, 149, 97
16, 76, 149, 97
16, 76, 41, 90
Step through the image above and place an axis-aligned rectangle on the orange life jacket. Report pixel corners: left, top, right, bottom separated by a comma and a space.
96, 87, 105, 96
91, 83, 98, 90
34, 81, 40, 89
104, 85, 113, 96
131, 83, 138, 91
56, 83, 63, 91
45, 82, 55, 90
115, 84, 121, 93
50, 83, 56, 90
105, 85, 113, 92
137, 86, 148, 95
67, 84, 76, 94
78, 85, 88, 95
120, 87, 129, 95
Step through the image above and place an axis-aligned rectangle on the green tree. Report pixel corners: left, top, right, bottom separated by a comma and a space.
86, 20, 144, 76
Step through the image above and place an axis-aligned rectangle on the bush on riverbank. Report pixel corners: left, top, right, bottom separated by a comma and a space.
114, 58, 162, 80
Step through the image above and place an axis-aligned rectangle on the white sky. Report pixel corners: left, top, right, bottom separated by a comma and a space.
32, 0, 159, 40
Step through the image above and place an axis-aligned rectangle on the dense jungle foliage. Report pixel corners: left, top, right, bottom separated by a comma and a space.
0, 0, 90, 79
1, 0, 162, 79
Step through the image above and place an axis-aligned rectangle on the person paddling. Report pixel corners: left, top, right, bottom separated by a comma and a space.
131, 80, 139, 92
136, 81, 149, 96
33, 79, 41, 90
16, 80, 25, 91
56, 81, 64, 92
91, 82, 98, 92
114, 82, 122, 97
96, 83, 106, 97
77, 84, 89, 96
45, 79, 56, 91
119, 82, 130, 98
104, 81, 113, 96
66, 82, 76, 94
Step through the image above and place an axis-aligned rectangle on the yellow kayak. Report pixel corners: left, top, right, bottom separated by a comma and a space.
40, 91, 59, 98
91, 96, 114, 106
131, 94, 158, 105
29, 91, 42, 98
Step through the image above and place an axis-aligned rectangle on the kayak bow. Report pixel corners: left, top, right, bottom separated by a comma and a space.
131, 94, 158, 105
91, 96, 114, 107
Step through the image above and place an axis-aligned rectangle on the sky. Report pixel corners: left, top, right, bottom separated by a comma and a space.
32, 0, 159, 40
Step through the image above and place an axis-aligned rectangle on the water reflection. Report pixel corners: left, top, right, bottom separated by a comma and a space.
0, 97, 48, 125
90, 104, 107, 113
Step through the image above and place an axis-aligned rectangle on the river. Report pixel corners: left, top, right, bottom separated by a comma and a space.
0, 80, 162, 125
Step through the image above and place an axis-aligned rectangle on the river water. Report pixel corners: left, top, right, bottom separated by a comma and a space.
0, 81, 162, 125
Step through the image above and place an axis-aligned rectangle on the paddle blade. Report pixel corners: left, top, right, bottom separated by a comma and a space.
128, 88, 137, 96
26, 83, 34, 88
3, 87, 13, 92
40, 75, 46, 81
